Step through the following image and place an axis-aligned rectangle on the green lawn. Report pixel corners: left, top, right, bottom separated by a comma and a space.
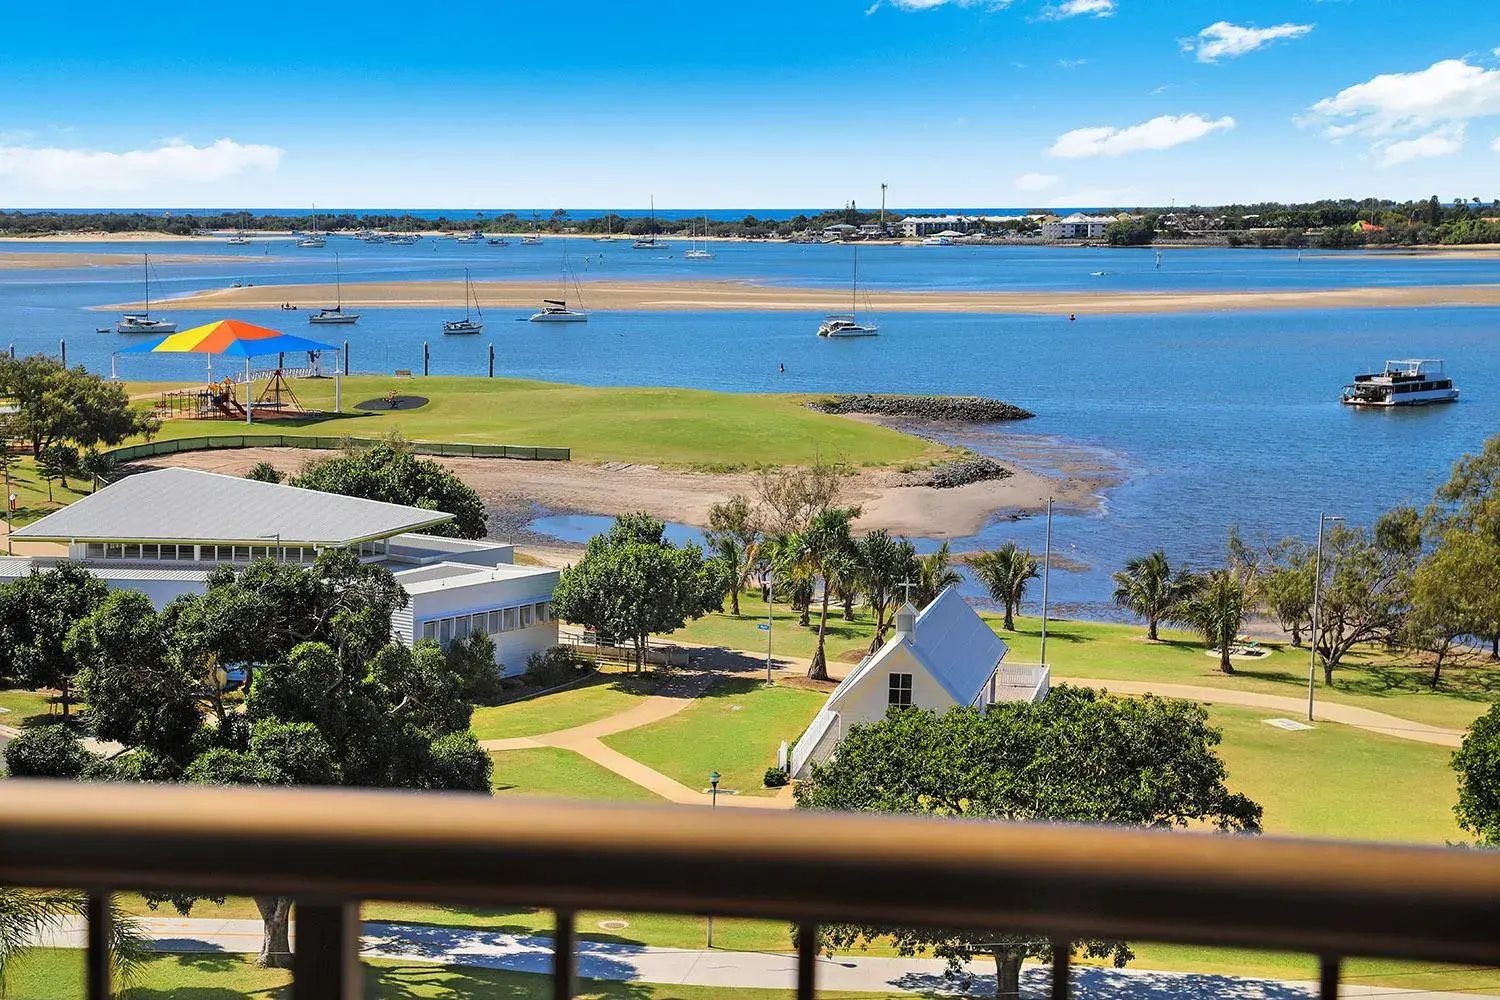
2, 950, 919, 1000
470, 671, 661, 741
1208, 704, 1463, 843
0, 686, 63, 726
602, 674, 826, 796
490, 748, 663, 803
1, 456, 91, 527
674, 592, 879, 665
128, 376, 948, 470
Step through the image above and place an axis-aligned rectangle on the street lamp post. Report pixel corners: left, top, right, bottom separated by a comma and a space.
1039, 498, 1053, 668
706, 771, 721, 949
766, 569, 774, 686
1308, 513, 1343, 722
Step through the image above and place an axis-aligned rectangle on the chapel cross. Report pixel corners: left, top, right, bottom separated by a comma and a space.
898, 579, 918, 605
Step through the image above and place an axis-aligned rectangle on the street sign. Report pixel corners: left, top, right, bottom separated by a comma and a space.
757, 623, 770, 631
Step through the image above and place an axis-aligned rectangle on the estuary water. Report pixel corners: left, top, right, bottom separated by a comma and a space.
2, 237, 1496, 617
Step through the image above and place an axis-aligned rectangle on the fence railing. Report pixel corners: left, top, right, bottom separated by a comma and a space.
101, 434, 570, 463
2, 781, 1499, 1000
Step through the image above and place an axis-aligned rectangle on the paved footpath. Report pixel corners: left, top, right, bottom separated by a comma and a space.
480, 669, 794, 809
32, 916, 1492, 999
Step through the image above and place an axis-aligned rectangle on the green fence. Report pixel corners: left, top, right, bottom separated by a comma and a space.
102, 435, 570, 463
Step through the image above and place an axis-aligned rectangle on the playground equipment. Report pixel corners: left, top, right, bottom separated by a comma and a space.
154, 370, 307, 422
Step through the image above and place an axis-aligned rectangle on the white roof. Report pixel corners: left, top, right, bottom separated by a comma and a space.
395, 561, 558, 595
12, 467, 455, 546
1058, 213, 1118, 224
830, 586, 1008, 709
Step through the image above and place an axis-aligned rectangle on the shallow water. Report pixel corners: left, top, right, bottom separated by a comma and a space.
3, 238, 1496, 618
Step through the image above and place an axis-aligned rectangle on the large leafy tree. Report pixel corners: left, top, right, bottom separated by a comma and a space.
1426, 436, 1500, 658
551, 513, 728, 672
1312, 510, 1420, 685
856, 530, 918, 653
0, 562, 109, 716
1255, 539, 1314, 647
796, 686, 1261, 997
971, 542, 1039, 632
291, 434, 488, 539
1110, 549, 1193, 642
1173, 569, 1248, 674
803, 508, 860, 681
39, 554, 489, 969
1406, 529, 1495, 687
0, 354, 153, 459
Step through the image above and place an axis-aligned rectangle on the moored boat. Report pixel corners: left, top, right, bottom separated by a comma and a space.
1342, 359, 1459, 407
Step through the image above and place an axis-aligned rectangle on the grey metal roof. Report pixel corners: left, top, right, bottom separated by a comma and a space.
12, 468, 454, 546
909, 586, 1009, 704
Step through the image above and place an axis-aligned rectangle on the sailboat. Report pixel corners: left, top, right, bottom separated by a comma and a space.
116, 254, 178, 334
633, 196, 664, 249
683, 216, 714, 260
530, 250, 589, 323
309, 252, 359, 325
521, 220, 543, 246
443, 269, 484, 334
296, 206, 327, 248
817, 247, 879, 338
594, 214, 617, 243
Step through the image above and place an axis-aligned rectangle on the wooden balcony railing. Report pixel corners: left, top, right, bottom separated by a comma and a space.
2, 780, 1499, 1000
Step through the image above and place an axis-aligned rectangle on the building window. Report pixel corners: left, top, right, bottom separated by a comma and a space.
519, 605, 533, 628
888, 673, 913, 708
422, 621, 437, 641
535, 602, 550, 622
454, 614, 471, 639
488, 610, 502, 634
503, 607, 518, 631
86, 543, 105, 559
438, 618, 452, 645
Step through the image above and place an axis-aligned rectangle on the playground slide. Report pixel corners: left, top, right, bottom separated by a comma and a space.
212, 393, 246, 419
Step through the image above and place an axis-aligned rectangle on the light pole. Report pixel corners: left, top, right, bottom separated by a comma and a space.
1307, 513, 1343, 722
766, 568, 774, 686
706, 771, 721, 949
1039, 498, 1053, 668
258, 533, 282, 562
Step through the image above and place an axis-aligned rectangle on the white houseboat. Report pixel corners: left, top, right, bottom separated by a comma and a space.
1342, 359, 1459, 407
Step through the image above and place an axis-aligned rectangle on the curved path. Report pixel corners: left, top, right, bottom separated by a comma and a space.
481, 669, 795, 809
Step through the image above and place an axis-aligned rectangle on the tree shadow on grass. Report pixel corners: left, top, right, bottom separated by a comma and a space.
370, 963, 661, 1000
123, 952, 288, 1000
699, 675, 769, 699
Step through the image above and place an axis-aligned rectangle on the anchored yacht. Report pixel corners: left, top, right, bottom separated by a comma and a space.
1342, 360, 1459, 407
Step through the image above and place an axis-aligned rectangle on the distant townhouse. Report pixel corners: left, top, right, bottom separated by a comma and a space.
1040, 213, 1118, 240
899, 214, 1028, 238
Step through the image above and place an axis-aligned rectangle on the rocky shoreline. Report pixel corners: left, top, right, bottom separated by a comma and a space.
807, 394, 1035, 422
924, 457, 1014, 489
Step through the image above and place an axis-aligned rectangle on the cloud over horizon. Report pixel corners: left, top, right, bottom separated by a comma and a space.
1047, 114, 1235, 157
1185, 21, 1314, 63
0, 137, 283, 192
1039, 0, 1115, 20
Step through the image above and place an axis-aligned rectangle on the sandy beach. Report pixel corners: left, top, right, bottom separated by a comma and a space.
0, 251, 272, 270
133, 445, 1106, 542
102, 277, 1500, 316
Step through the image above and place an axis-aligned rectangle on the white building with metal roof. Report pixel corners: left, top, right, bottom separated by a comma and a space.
788, 587, 1049, 779
4, 468, 559, 677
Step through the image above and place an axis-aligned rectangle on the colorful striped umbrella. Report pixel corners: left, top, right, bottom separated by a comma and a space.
118, 319, 340, 426
120, 319, 336, 357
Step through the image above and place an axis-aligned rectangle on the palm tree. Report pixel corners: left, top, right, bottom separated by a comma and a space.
709, 534, 746, 615
764, 532, 815, 627
707, 495, 760, 617
970, 542, 1039, 631
0, 889, 145, 988
915, 542, 962, 608
804, 508, 858, 681
829, 550, 861, 622
1173, 569, 1248, 674
1111, 549, 1194, 641
857, 530, 919, 652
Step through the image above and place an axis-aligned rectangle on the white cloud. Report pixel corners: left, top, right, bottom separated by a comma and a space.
1185, 21, 1314, 63
1492, 136, 1500, 153
0, 138, 282, 193
884, 0, 1009, 9
1039, 0, 1115, 19
1047, 114, 1235, 157
1306, 57, 1500, 162
1057, 58, 1088, 69
1015, 172, 1061, 191
1381, 126, 1466, 166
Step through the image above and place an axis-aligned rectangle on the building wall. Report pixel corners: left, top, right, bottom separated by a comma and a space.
831, 642, 958, 728
408, 570, 562, 677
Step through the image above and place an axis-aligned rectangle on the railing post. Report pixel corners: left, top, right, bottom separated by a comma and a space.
488, 342, 494, 378
86, 893, 112, 1000
553, 909, 577, 1000
796, 921, 818, 1000
294, 902, 360, 1000
1320, 956, 1342, 1000
1051, 938, 1071, 1000
343, 339, 349, 375
423, 341, 429, 376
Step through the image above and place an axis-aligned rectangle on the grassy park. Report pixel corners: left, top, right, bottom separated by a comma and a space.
469, 670, 663, 741
125, 376, 950, 470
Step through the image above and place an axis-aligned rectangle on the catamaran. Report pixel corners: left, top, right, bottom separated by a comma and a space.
530, 250, 589, 323
1342, 360, 1459, 407
684, 216, 714, 259
443, 269, 484, 334
817, 247, 879, 338
116, 254, 177, 334
309, 252, 359, 325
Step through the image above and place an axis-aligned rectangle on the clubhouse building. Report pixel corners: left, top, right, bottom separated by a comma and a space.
3, 468, 558, 676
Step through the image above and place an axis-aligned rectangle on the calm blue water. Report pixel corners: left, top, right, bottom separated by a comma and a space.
3, 238, 1496, 618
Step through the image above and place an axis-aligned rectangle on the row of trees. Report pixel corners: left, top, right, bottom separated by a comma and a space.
0, 553, 496, 966
1111, 435, 1500, 684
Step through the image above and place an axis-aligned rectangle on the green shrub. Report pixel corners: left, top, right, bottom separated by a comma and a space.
763, 766, 789, 788
524, 647, 590, 689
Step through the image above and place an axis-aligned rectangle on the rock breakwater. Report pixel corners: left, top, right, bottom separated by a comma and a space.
808, 394, 1034, 422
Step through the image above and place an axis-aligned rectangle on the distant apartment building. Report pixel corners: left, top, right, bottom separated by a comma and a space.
1040, 213, 1118, 240
898, 214, 1029, 238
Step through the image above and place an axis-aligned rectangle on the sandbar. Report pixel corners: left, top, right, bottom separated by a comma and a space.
131, 445, 1104, 543
0, 251, 271, 270
103, 278, 1500, 316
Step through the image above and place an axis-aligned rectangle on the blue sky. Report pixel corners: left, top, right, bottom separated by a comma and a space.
1, 0, 1497, 209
